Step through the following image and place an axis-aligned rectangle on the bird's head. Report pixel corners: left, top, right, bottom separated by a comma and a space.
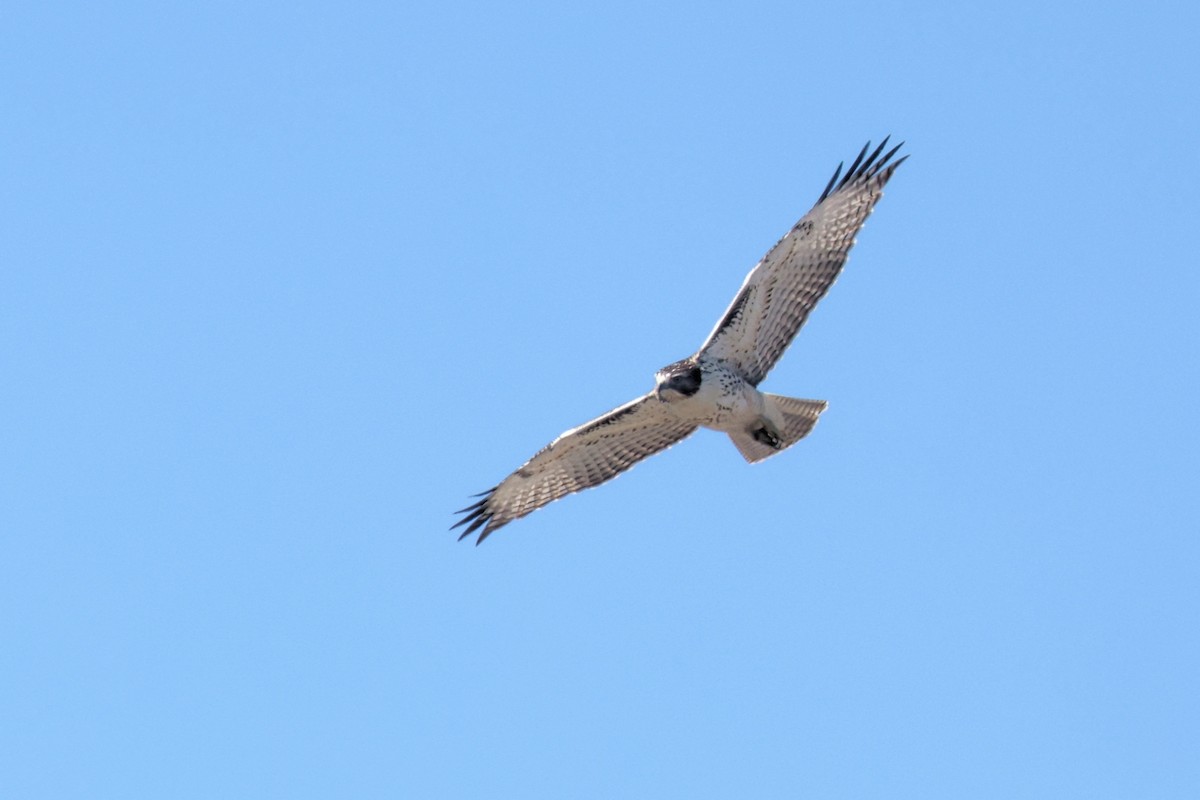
654, 360, 702, 402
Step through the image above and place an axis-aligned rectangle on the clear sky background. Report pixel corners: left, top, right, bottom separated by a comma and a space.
3, 1, 1198, 797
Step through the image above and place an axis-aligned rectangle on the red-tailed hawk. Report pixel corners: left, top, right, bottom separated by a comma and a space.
455, 139, 906, 543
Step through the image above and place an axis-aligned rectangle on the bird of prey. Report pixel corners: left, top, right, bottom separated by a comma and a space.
454, 139, 906, 543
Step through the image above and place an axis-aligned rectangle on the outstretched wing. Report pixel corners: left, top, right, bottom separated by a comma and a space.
453, 395, 696, 544
698, 139, 906, 385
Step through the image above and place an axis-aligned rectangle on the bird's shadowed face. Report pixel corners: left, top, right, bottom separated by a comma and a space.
654, 361, 702, 401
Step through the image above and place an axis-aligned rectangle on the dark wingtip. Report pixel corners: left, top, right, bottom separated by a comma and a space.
880, 139, 904, 165
842, 140, 872, 184
819, 137, 907, 203
453, 497, 488, 516
452, 486, 498, 543
818, 162, 844, 203
454, 511, 489, 541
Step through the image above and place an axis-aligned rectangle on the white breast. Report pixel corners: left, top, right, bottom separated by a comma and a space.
667, 361, 765, 432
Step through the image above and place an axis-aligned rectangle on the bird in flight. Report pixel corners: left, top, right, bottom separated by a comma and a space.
454, 139, 906, 543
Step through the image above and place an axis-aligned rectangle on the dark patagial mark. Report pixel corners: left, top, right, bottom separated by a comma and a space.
712, 289, 751, 339
576, 401, 641, 437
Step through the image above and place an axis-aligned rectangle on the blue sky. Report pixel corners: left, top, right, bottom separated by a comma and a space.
3, 1, 1198, 797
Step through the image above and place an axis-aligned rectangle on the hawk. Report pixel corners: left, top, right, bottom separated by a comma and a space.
454, 139, 906, 543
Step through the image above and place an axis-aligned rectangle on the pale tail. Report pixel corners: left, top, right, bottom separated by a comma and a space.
728, 395, 828, 464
